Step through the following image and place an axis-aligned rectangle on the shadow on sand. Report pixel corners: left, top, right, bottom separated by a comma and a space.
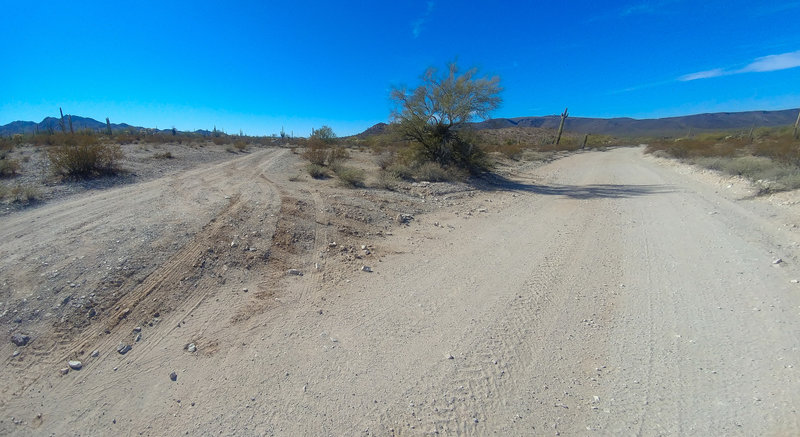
472, 173, 675, 200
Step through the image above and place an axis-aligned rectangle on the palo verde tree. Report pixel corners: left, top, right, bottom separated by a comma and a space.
390, 62, 502, 170
309, 125, 337, 145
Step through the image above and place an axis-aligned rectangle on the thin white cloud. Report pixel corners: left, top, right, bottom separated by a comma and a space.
679, 50, 800, 81
739, 50, 800, 72
412, 1, 435, 38
678, 68, 727, 81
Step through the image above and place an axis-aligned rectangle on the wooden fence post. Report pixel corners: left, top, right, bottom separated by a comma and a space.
555, 107, 568, 145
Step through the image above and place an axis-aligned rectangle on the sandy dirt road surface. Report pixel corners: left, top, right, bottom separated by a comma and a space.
2, 146, 799, 436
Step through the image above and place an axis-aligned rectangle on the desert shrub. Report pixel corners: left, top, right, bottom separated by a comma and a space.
375, 151, 395, 170
693, 156, 800, 192
234, 139, 248, 151
152, 151, 174, 159
306, 163, 329, 179
327, 146, 349, 164
9, 184, 40, 203
48, 135, 123, 178
211, 136, 229, 146
375, 171, 400, 190
775, 172, 800, 190
385, 162, 415, 181
414, 162, 451, 182
0, 158, 20, 177
303, 145, 329, 166
331, 164, 365, 188
302, 144, 349, 167
495, 141, 524, 159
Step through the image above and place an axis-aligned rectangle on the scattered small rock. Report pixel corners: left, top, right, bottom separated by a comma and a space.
773, 258, 783, 265
169, 371, 178, 381
134, 333, 142, 342
396, 214, 414, 224
287, 269, 303, 276
68, 360, 82, 370
91, 350, 99, 358
187, 343, 197, 353
117, 343, 132, 355
447, 354, 454, 360
242, 288, 248, 293
11, 333, 30, 347
59, 368, 69, 375
133, 326, 142, 333
791, 279, 799, 284
12, 350, 20, 357
361, 265, 372, 273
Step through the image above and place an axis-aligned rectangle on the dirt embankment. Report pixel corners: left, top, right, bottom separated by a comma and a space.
1, 146, 799, 436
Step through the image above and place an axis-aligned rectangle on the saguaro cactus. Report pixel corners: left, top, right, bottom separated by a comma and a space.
59, 107, 66, 133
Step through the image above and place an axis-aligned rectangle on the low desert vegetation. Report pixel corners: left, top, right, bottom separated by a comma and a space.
645, 126, 800, 192
330, 163, 365, 188
302, 126, 358, 185
306, 163, 329, 179
48, 133, 124, 178
0, 183, 40, 203
0, 155, 20, 177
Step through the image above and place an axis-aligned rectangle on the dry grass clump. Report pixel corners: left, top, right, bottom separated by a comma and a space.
306, 163, 329, 179
0, 157, 20, 177
234, 139, 248, 151
0, 183, 40, 203
414, 162, 459, 182
331, 163, 365, 188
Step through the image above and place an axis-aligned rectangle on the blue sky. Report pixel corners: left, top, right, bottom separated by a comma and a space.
1, 0, 799, 136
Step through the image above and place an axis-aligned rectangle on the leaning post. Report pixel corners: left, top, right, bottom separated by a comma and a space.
555, 107, 568, 145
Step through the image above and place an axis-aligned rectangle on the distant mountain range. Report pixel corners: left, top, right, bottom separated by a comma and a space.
358, 108, 800, 138
474, 108, 800, 137
0, 115, 210, 137
3, 108, 799, 138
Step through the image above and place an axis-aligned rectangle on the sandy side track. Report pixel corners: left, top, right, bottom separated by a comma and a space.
2, 147, 799, 436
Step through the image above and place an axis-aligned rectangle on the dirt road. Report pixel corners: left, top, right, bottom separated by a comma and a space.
2, 147, 799, 435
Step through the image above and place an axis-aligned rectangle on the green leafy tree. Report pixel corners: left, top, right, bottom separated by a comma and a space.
390, 62, 501, 170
